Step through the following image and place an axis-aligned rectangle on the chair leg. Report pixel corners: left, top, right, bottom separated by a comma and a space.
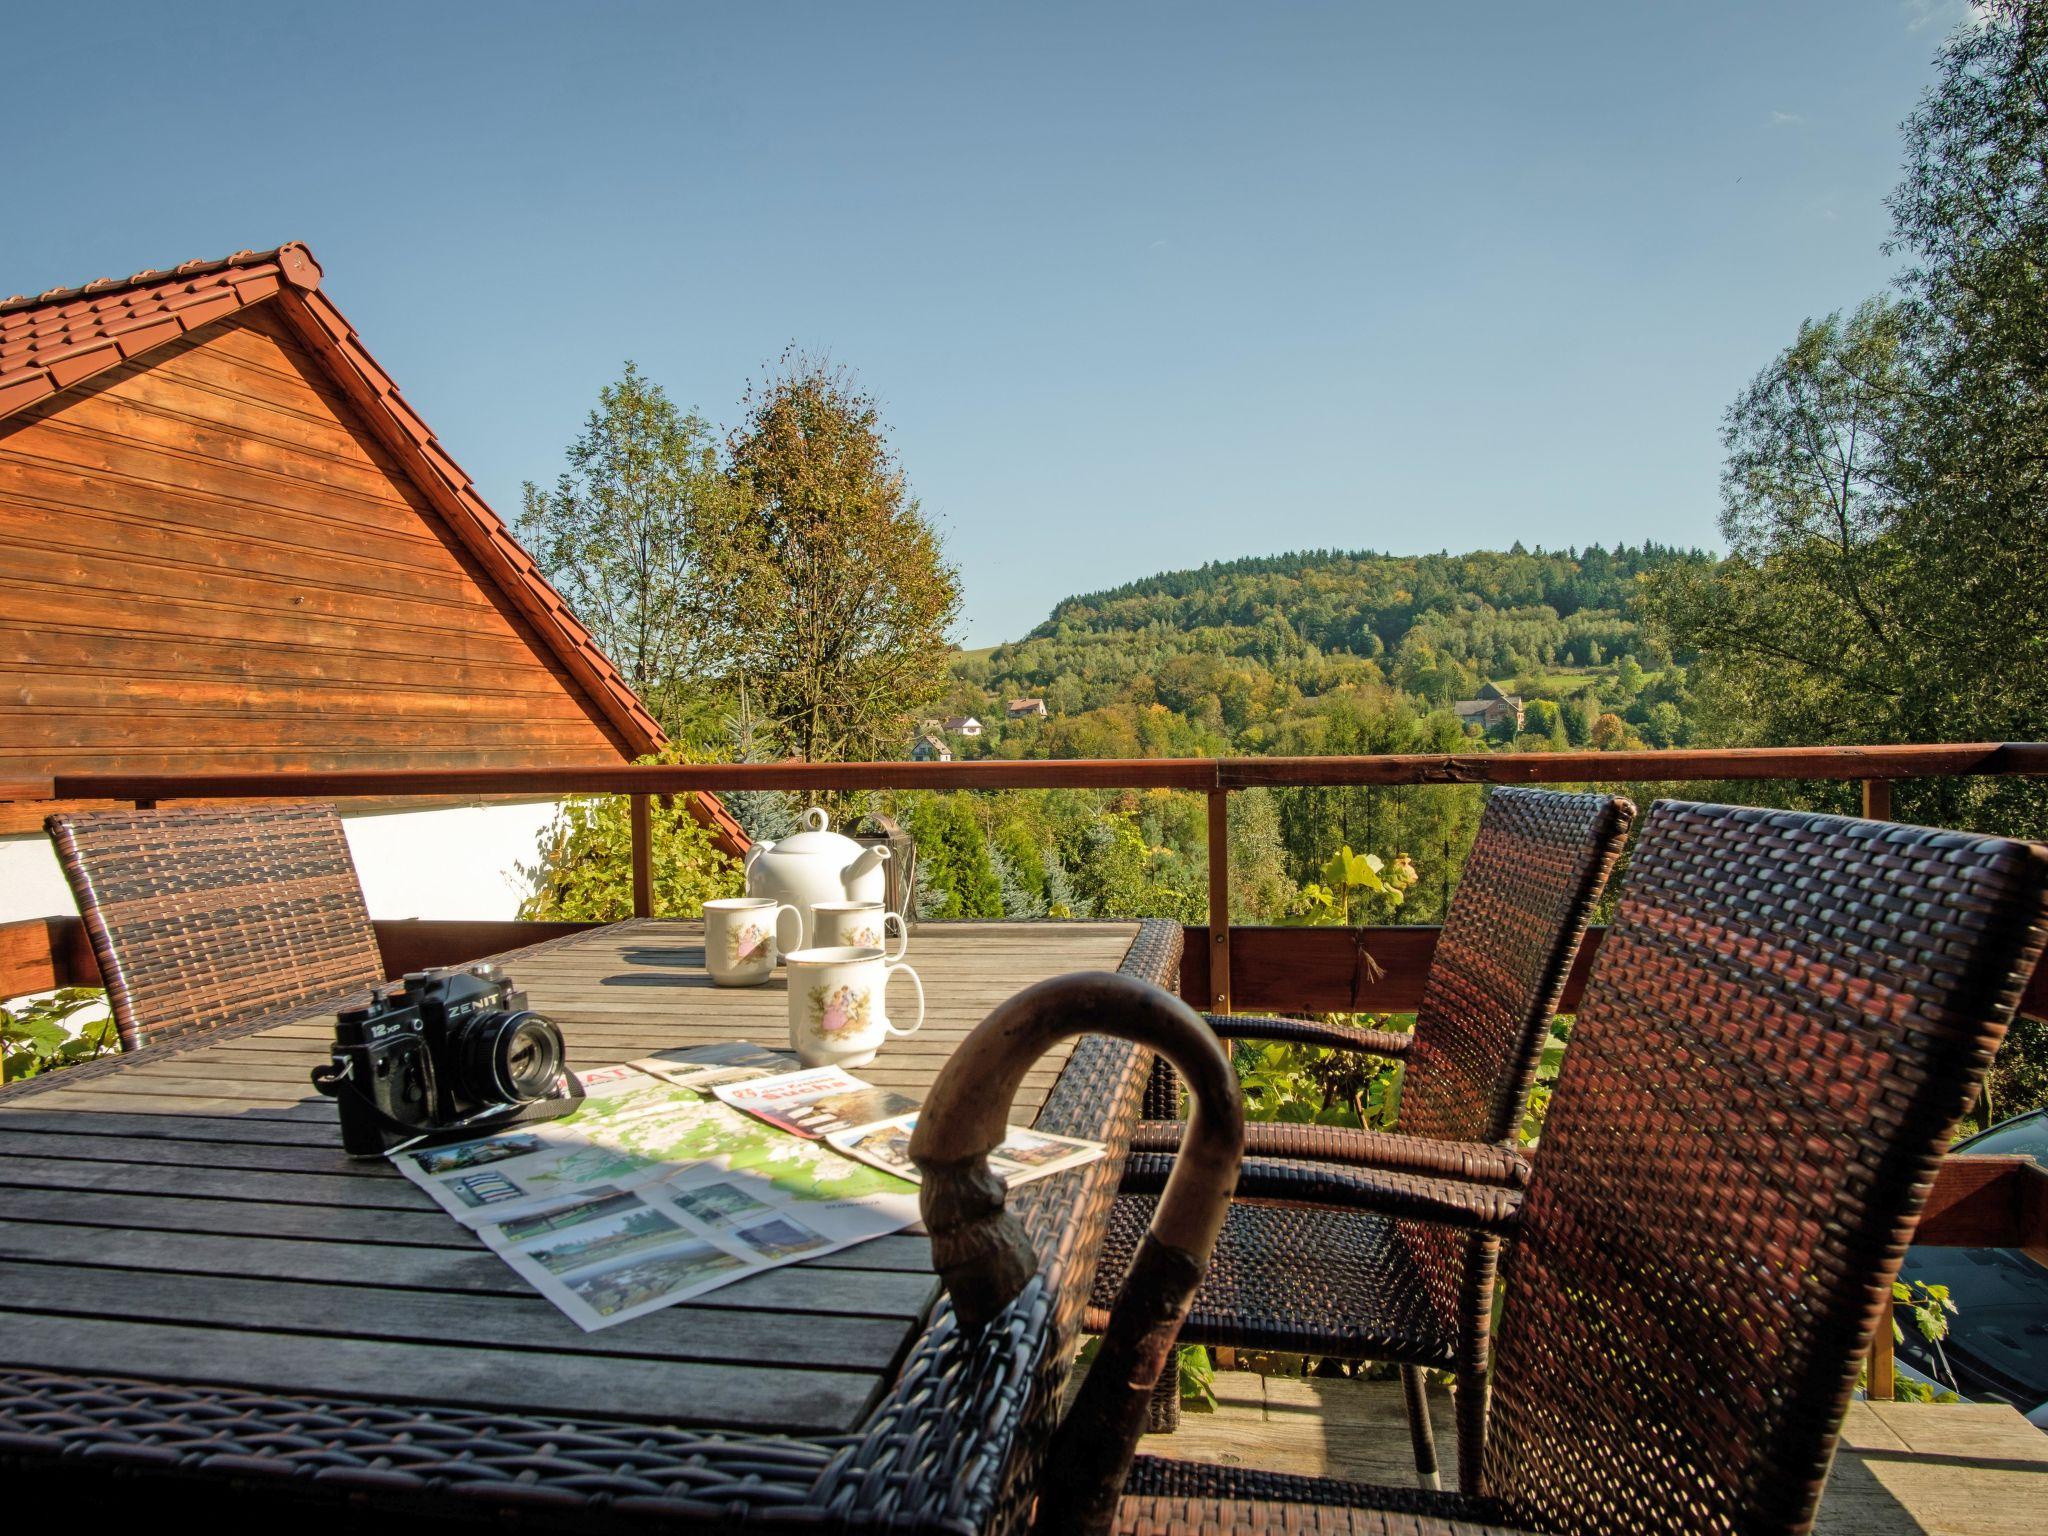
1454, 1360, 1488, 1493
1400, 1365, 1441, 1490
1145, 1349, 1183, 1433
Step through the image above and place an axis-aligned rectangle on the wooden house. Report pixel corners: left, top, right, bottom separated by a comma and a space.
0, 244, 743, 914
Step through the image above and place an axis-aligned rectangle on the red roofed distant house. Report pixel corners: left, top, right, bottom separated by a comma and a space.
1452, 681, 1525, 737
1006, 699, 1047, 720
0, 243, 744, 924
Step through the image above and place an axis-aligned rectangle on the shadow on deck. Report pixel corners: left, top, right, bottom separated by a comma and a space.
1136, 1372, 2048, 1535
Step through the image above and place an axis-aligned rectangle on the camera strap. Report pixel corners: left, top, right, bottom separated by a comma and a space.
311, 1058, 586, 1155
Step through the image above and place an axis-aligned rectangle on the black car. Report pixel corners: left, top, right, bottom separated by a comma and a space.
1895, 1108, 2048, 1427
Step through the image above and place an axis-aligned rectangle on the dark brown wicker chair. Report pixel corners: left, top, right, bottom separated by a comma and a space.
46, 803, 385, 1052
1101, 801, 2048, 1536
1094, 786, 1635, 1484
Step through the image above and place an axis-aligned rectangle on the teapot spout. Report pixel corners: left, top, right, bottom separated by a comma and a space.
842, 843, 892, 890
746, 839, 774, 868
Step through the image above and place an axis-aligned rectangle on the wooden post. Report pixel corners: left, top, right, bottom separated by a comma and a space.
1861, 777, 1897, 1396
1207, 788, 1231, 1013
630, 793, 654, 919
1868, 1295, 1896, 1402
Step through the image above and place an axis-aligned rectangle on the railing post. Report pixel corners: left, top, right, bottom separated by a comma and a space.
1868, 1300, 1896, 1402
1207, 787, 1231, 1013
1861, 778, 1898, 1396
630, 793, 654, 919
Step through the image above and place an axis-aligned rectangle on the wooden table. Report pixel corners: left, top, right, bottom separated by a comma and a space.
0, 918, 1180, 1530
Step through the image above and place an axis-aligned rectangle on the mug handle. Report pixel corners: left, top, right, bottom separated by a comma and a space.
773, 904, 805, 960
881, 961, 924, 1037
883, 910, 909, 963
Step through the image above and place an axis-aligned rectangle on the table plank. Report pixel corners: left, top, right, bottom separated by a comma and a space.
0, 919, 1141, 1440
0, 1310, 877, 1431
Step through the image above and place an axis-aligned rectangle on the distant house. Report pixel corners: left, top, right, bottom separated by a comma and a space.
0, 243, 746, 924
943, 715, 983, 737
1452, 681, 1525, 734
910, 733, 952, 762
1006, 699, 1048, 719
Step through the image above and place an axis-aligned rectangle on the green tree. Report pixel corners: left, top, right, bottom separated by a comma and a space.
716, 354, 962, 761
1639, 302, 1913, 746
519, 362, 730, 734
904, 796, 1002, 919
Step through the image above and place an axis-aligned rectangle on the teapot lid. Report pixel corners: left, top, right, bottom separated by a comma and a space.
762, 806, 863, 857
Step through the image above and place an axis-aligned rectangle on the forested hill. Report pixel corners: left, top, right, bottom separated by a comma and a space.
1031, 545, 1698, 651
943, 544, 1715, 759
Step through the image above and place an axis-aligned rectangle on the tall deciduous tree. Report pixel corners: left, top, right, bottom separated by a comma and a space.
715, 354, 961, 761
519, 363, 729, 733
1644, 1, 2048, 810
1640, 301, 1915, 746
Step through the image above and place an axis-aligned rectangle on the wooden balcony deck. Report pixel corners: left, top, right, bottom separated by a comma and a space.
1133, 1371, 2048, 1535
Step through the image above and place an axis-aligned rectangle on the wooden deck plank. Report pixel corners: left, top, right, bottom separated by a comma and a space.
1130, 1372, 2048, 1535
0, 919, 1139, 1437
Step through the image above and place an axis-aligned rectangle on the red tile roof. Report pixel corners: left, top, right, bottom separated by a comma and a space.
0, 244, 748, 858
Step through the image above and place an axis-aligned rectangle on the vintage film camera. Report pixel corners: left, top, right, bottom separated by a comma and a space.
312, 965, 582, 1158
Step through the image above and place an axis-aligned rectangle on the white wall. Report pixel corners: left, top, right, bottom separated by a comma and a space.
0, 800, 566, 924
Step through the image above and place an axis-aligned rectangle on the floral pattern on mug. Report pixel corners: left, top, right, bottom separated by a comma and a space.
809, 983, 872, 1037
847, 924, 882, 949
726, 922, 772, 966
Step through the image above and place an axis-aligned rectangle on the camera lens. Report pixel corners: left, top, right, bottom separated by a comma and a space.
451, 1009, 565, 1106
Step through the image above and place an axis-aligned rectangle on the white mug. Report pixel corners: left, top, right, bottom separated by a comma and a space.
784, 946, 924, 1068
809, 901, 908, 961
704, 897, 803, 986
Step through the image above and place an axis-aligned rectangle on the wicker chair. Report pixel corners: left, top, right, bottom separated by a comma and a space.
46, 803, 386, 1052
1101, 801, 2048, 1536
1093, 786, 1635, 1483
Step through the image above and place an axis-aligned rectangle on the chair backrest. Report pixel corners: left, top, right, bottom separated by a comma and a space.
1483, 800, 2048, 1536
1399, 786, 1636, 1149
47, 804, 386, 1051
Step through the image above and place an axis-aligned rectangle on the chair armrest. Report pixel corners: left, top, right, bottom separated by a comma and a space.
1121, 1151, 1524, 1237
1202, 1012, 1413, 1058
1129, 1120, 1532, 1188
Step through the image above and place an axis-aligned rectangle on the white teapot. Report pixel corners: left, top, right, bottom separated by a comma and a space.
744, 807, 893, 952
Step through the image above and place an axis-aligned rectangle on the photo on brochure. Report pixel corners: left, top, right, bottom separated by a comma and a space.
826, 1115, 1106, 1187
712, 1066, 920, 1139
563, 1240, 748, 1322
633, 1040, 795, 1087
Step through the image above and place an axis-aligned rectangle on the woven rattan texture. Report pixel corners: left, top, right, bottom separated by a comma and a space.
1127, 1122, 1531, 1186
1101, 804, 2048, 1536
1118, 1455, 1538, 1535
1473, 802, 2048, 1536
1205, 1016, 1417, 1056
0, 919, 1183, 1535
1090, 1196, 1456, 1364
1110, 789, 1629, 1489
46, 804, 385, 1051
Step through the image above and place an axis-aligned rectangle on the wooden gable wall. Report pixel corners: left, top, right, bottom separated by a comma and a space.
0, 303, 632, 786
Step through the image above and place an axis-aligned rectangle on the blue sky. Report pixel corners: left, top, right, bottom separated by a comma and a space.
3, 2, 1976, 645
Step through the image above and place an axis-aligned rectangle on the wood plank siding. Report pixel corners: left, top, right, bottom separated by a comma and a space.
0, 305, 630, 785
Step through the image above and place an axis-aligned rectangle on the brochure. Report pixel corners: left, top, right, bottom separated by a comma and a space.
826, 1113, 1105, 1188
386, 1045, 922, 1332
712, 1065, 922, 1139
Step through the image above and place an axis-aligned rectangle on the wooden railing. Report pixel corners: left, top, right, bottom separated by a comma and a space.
8, 741, 2048, 1012
5, 742, 2048, 1399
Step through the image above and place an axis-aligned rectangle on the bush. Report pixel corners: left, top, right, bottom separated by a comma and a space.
1, 989, 116, 1083
518, 752, 743, 920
